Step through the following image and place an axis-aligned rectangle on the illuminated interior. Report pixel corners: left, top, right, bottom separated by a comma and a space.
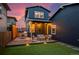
29, 21, 56, 34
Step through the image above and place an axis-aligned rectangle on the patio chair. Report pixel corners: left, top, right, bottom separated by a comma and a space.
48, 35, 52, 40
32, 35, 38, 42
37, 35, 41, 41
41, 34, 45, 41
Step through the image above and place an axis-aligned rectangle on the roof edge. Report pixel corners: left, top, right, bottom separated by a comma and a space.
49, 3, 79, 21
2, 3, 11, 11
26, 6, 50, 12
7, 16, 17, 21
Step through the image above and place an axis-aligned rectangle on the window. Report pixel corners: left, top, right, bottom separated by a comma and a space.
52, 28, 56, 35
7, 25, 12, 31
40, 12, 44, 18
34, 11, 44, 18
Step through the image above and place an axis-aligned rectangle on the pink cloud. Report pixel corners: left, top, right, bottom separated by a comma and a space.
8, 3, 52, 20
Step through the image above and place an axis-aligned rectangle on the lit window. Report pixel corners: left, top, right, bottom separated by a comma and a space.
52, 28, 56, 35
34, 11, 44, 18
51, 25, 56, 35
40, 12, 44, 18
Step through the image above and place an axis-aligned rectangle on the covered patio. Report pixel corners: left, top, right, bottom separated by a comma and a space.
27, 20, 56, 35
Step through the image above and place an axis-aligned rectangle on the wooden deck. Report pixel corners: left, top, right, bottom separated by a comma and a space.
7, 37, 56, 46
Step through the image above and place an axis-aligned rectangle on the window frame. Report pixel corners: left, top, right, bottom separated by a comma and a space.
34, 11, 44, 18
51, 28, 56, 35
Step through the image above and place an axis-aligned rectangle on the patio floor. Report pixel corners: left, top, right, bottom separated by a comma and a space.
7, 37, 56, 46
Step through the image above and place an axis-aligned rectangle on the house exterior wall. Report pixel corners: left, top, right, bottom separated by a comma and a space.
0, 4, 12, 47
0, 4, 7, 32
7, 18, 16, 27
26, 7, 49, 21
25, 6, 50, 33
52, 4, 79, 47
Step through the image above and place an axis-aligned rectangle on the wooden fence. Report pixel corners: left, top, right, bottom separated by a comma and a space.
12, 25, 18, 39
0, 31, 12, 47
0, 25, 19, 47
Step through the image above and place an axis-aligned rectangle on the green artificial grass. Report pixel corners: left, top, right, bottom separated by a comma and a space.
0, 42, 79, 55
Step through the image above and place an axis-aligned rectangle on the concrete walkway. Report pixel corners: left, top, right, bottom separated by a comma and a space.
7, 37, 55, 46
57, 42, 79, 51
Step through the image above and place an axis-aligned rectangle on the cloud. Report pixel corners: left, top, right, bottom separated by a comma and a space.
8, 3, 52, 20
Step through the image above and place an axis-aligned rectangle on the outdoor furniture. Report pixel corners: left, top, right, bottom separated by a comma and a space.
23, 31, 28, 37
33, 37, 38, 42
19, 31, 28, 39
37, 35, 41, 41
37, 34, 45, 41
48, 35, 52, 40
44, 35, 48, 41
32, 35, 38, 42
19, 32, 25, 39
41, 35, 45, 41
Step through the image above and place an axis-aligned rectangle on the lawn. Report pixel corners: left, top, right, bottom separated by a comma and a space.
0, 42, 79, 55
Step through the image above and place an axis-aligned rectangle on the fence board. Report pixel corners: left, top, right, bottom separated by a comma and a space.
0, 32, 12, 47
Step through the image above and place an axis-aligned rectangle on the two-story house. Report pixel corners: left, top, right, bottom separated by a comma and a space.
0, 3, 10, 32
25, 6, 56, 35
0, 3, 11, 47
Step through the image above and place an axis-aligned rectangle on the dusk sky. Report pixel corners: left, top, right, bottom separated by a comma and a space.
7, 3, 64, 28
8, 3, 64, 20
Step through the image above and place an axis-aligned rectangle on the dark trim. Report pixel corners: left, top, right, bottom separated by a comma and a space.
28, 20, 52, 23
62, 3, 79, 7
7, 16, 17, 22
26, 6, 50, 12
25, 9, 28, 21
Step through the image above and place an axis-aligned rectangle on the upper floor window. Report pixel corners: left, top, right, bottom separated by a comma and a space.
34, 11, 44, 18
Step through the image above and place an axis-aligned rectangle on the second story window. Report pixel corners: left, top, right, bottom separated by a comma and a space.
34, 11, 44, 18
